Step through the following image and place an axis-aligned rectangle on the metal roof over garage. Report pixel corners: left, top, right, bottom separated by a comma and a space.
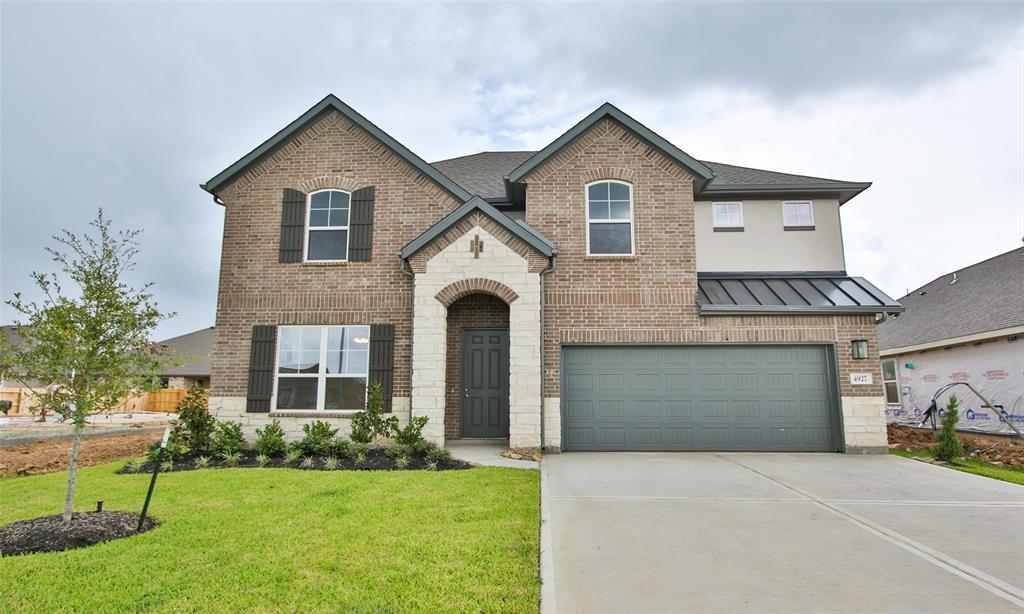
697, 274, 903, 315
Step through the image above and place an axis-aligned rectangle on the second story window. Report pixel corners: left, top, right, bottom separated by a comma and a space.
586, 180, 633, 255
712, 202, 743, 231
306, 189, 350, 261
783, 200, 815, 229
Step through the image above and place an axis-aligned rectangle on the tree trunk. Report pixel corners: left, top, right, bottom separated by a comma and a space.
63, 425, 83, 522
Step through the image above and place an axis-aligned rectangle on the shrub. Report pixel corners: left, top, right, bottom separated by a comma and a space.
327, 437, 351, 459
393, 415, 429, 448
349, 442, 369, 460
221, 451, 241, 467
412, 439, 436, 455
194, 455, 210, 469
284, 448, 302, 465
394, 456, 410, 469
301, 455, 316, 469
174, 384, 215, 453
254, 420, 287, 457
160, 460, 175, 472
425, 461, 438, 471
934, 394, 964, 462
323, 456, 339, 470
0, 399, 11, 415
426, 447, 451, 464
147, 434, 187, 463
349, 381, 397, 444
385, 444, 412, 459
353, 451, 367, 465
124, 459, 144, 473
256, 453, 270, 468
211, 421, 246, 457
298, 420, 337, 455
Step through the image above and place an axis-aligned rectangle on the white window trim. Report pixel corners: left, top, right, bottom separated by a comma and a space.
782, 200, 815, 228
271, 325, 370, 411
304, 189, 351, 263
712, 202, 744, 228
585, 179, 635, 257
881, 359, 900, 405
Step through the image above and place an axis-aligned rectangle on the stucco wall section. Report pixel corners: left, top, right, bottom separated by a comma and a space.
413, 225, 542, 447
694, 199, 846, 272
210, 396, 411, 442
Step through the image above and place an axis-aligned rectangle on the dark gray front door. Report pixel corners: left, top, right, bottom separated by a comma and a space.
562, 345, 838, 452
461, 329, 510, 438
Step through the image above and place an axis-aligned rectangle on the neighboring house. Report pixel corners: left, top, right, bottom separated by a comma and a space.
879, 247, 1024, 434
157, 326, 214, 389
200, 95, 902, 452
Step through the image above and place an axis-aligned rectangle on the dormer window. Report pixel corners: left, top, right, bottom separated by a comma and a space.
783, 200, 815, 230
586, 180, 634, 255
306, 189, 351, 261
712, 202, 743, 231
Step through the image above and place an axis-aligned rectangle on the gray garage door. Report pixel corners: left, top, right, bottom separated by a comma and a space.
562, 345, 838, 452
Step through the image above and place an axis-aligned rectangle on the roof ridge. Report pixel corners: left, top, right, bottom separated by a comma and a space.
896, 246, 1024, 300
430, 150, 536, 164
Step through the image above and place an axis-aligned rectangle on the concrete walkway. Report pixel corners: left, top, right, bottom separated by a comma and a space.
542, 453, 1024, 613
446, 441, 538, 469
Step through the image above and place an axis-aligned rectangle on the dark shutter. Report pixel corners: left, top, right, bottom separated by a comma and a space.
348, 186, 375, 262
279, 189, 306, 262
246, 325, 277, 412
368, 323, 394, 412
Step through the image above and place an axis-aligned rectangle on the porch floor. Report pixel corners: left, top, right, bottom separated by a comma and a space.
446, 441, 538, 469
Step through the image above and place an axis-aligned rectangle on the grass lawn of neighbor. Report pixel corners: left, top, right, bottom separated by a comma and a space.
890, 448, 1024, 486
0, 462, 540, 613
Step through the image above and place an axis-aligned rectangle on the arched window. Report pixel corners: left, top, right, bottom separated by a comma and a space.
586, 180, 634, 255
306, 189, 351, 261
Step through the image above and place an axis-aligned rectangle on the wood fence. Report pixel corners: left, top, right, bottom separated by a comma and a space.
0, 388, 187, 416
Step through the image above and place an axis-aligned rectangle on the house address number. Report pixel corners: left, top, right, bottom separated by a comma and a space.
850, 373, 873, 385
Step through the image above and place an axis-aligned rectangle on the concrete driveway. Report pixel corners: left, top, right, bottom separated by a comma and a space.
541, 453, 1024, 613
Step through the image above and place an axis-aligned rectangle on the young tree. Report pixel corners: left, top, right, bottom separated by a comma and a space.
0, 210, 173, 521
933, 394, 964, 462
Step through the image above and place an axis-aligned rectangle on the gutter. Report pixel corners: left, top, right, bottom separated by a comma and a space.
538, 255, 556, 451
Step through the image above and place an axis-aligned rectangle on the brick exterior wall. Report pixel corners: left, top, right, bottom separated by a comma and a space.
210, 109, 461, 403
444, 294, 510, 439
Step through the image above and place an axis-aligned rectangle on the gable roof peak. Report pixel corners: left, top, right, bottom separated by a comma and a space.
201, 94, 472, 203
506, 102, 715, 185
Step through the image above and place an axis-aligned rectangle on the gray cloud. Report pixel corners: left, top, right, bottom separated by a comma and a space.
1, 1, 1021, 338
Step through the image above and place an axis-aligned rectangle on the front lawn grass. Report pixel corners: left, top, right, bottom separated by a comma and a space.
890, 448, 1024, 486
0, 462, 540, 613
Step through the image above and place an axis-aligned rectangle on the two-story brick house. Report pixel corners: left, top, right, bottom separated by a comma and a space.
201, 95, 902, 453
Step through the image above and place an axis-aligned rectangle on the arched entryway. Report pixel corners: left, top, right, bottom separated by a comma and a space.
444, 293, 511, 440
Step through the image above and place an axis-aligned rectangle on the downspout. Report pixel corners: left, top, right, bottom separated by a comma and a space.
400, 256, 415, 424
539, 254, 556, 450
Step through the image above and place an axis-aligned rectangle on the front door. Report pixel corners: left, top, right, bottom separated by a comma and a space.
461, 328, 510, 438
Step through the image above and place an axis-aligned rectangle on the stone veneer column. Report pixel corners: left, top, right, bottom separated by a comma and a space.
412, 225, 543, 448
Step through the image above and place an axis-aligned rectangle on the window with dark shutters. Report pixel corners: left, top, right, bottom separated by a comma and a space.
368, 323, 394, 412
279, 188, 306, 262
348, 186, 375, 261
246, 325, 277, 412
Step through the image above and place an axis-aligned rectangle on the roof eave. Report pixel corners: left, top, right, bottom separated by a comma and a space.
506, 102, 714, 185
699, 304, 905, 316
698, 182, 872, 205
201, 95, 473, 203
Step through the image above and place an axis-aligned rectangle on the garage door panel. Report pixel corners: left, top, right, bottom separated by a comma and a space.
562, 345, 837, 452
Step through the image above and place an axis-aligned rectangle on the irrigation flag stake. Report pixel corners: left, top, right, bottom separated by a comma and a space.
137, 426, 170, 532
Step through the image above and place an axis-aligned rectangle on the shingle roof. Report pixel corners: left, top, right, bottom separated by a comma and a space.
157, 327, 214, 377
430, 151, 867, 202
697, 274, 902, 315
432, 151, 535, 200
878, 247, 1024, 351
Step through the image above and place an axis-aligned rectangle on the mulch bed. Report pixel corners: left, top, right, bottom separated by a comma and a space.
0, 511, 158, 556
888, 423, 1024, 467
116, 449, 472, 474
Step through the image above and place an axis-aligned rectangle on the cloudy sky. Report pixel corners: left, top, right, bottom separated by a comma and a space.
2, 1, 1022, 339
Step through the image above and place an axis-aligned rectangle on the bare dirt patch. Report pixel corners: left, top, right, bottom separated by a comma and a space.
0, 432, 159, 478
888, 424, 1024, 467
0, 511, 157, 556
